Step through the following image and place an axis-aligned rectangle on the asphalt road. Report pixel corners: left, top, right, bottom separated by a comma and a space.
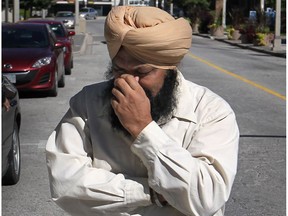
2, 19, 286, 216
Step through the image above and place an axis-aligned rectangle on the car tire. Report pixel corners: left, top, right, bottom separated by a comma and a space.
49, 71, 58, 97
65, 59, 72, 75
58, 71, 65, 88
2, 122, 21, 185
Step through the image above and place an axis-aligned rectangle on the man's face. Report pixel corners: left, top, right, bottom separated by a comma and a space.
105, 48, 179, 133
111, 47, 167, 97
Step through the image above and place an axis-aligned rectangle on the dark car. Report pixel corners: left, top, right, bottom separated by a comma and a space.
80, 7, 98, 20
21, 19, 75, 75
2, 23, 65, 96
2, 75, 21, 185
55, 11, 75, 29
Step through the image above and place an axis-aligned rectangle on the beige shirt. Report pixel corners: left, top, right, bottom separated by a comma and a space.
46, 72, 239, 216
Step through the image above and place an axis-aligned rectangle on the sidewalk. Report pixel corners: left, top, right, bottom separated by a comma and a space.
195, 33, 286, 58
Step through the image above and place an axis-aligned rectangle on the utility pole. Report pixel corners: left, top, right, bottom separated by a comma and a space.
75, 0, 80, 33
272, 0, 281, 51
5, 0, 9, 22
13, 0, 20, 22
222, 0, 226, 28
261, 0, 265, 11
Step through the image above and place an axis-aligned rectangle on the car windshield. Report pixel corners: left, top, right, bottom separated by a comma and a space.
56, 12, 74, 17
80, 8, 89, 12
49, 24, 66, 37
2, 28, 49, 48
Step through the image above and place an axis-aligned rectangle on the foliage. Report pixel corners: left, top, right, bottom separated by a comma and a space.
226, 27, 235, 40
254, 33, 267, 46
227, 8, 245, 30
239, 22, 256, 43
20, 0, 53, 10
174, 0, 210, 24
20, 0, 54, 19
207, 10, 222, 29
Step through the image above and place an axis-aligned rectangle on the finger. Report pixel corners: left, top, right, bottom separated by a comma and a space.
119, 74, 141, 90
114, 77, 132, 96
111, 87, 125, 102
111, 97, 119, 111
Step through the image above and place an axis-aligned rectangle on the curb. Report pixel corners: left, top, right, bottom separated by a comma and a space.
73, 33, 92, 55
194, 33, 286, 58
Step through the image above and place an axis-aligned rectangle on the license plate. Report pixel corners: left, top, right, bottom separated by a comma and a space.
3, 74, 16, 83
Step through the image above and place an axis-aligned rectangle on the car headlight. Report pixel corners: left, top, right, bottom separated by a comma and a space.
32, 57, 52, 68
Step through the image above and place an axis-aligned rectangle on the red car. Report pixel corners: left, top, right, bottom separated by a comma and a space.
2, 23, 65, 96
21, 19, 75, 75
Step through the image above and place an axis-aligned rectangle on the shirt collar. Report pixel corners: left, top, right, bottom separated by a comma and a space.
172, 71, 198, 124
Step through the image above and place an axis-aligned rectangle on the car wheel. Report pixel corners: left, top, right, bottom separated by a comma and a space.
65, 60, 72, 75
2, 122, 21, 185
58, 71, 65, 88
65, 67, 72, 75
49, 71, 58, 97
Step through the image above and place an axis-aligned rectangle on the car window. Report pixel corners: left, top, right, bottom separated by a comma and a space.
49, 24, 66, 37
2, 28, 49, 48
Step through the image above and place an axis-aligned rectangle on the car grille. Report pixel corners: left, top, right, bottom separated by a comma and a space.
39, 73, 50, 84
10, 70, 39, 85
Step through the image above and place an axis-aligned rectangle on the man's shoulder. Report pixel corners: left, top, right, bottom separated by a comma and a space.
182, 79, 233, 113
83, 80, 112, 94
72, 80, 112, 99
70, 80, 112, 108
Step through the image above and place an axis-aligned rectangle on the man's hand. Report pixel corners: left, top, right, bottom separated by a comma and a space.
111, 74, 153, 138
3, 98, 11, 112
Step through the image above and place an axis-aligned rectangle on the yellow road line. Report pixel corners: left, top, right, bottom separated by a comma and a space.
188, 52, 286, 101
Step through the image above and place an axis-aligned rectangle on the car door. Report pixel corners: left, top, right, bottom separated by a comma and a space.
2, 82, 16, 174
48, 26, 65, 81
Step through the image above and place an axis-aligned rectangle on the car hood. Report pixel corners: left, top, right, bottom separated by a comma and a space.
2, 48, 52, 71
55, 17, 74, 21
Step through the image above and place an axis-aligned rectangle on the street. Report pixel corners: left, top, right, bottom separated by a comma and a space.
2, 19, 286, 216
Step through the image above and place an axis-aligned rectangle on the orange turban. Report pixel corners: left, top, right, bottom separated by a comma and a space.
104, 6, 192, 69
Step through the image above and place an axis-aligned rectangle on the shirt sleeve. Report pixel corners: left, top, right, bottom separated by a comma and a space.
46, 108, 151, 216
131, 103, 239, 215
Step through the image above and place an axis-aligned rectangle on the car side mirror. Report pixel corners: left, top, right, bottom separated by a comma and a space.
54, 41, 65, 49
68, 31, 75, 36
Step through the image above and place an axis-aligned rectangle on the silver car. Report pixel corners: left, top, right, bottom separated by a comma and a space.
79, 7, 98, 20
2, 75, 21, 185
55, 11, 75, 29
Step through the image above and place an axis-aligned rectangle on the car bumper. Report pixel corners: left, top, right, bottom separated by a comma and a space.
3, 66, 55, 91
63, 23, 75, 29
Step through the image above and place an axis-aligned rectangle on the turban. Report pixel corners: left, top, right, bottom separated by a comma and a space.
104, 6, 192, 69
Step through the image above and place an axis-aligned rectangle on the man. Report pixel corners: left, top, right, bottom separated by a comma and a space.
46, 6, 239, 216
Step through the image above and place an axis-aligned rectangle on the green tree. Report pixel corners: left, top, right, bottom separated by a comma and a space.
20, 0, 53, 19
174, 0, 210, 23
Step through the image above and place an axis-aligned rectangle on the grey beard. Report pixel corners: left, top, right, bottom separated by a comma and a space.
104, 65, 179, 136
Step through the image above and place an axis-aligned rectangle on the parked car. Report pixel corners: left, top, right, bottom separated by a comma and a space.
2, 23, 66, 96
80, 7, 98, 20
55, 11, 75, 29
2, 75, 21, 185
21, 20, 75, 75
